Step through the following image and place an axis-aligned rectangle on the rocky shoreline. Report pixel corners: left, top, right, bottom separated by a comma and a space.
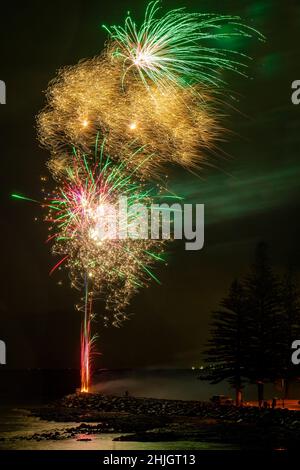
2, 393, 300, 449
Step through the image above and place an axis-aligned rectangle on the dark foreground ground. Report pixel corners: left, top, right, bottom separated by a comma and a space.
2, 393, 300, 450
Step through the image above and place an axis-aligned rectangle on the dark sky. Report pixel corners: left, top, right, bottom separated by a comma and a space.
0, 0, 300, 370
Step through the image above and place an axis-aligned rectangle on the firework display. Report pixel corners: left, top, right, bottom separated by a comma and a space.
47, 144, 165, 317
103, 1, 264, 88
38, 1, 263, 176
38, 55, 220, 177
14, 142, 166, 392
16, 1, 262, 392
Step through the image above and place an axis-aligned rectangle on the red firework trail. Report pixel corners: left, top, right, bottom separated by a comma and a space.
81, 275, 92, 392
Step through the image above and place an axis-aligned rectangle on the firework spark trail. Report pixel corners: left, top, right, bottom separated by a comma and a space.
103, 0, 264, 89
80, 274, 92, 393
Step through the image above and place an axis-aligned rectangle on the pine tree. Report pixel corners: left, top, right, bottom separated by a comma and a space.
204, 279, 247, 406
243, 242, 282, 406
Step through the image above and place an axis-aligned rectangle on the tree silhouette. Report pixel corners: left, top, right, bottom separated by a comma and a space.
203, 242, 295, 406
204, 279, 247, 406
243, 242, 282, 406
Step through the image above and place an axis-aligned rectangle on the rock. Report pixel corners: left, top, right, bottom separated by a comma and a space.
22, 392, 300, 450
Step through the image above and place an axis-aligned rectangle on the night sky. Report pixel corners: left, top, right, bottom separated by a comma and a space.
1, 0, 300, 370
